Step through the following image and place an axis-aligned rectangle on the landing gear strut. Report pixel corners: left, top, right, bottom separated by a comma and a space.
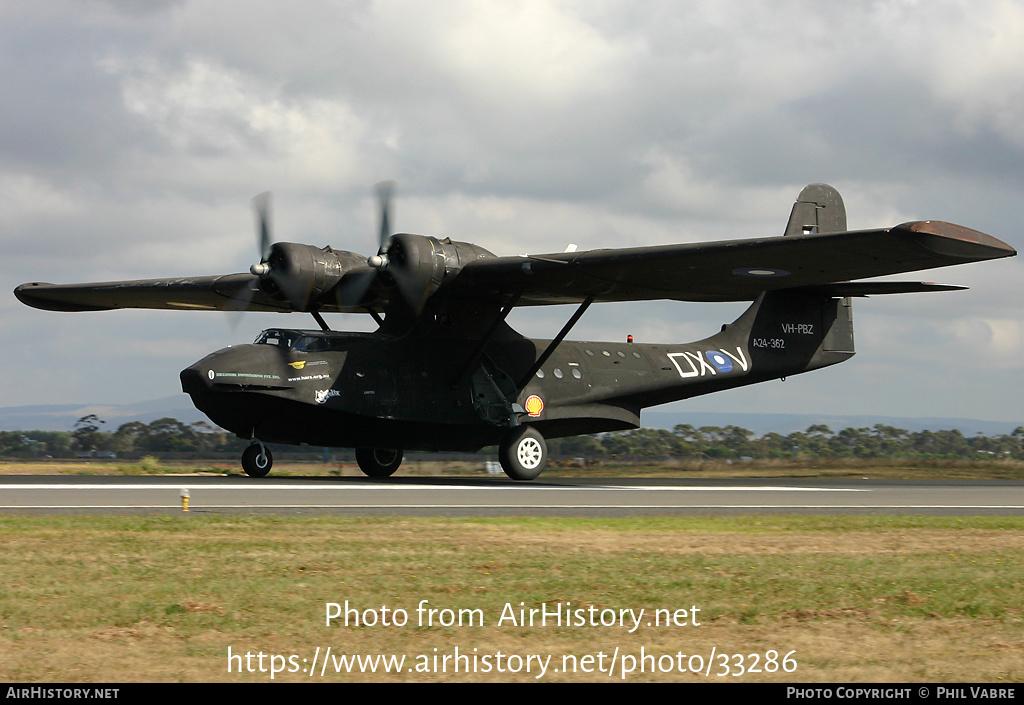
355, 447, 403, 477
241, 442, 273, 477
499, 426, 547, 481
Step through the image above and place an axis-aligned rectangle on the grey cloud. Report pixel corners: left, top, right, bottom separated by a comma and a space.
2, 1, 1022, 422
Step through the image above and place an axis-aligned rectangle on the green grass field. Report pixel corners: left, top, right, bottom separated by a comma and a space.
1, 515, 1022, 682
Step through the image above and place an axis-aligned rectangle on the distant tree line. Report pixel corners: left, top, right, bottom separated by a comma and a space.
0, 415, 250, 458
550, 423, 1024, 462
2, 416, 1023, 461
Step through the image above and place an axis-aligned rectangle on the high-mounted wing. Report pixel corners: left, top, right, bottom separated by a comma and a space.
14, 268, 385, 314
15, 187, 396, 315
14, 220, 1015, 314
449, 220, 1015, 305
14, 180, 1016, 320
15, 273, 275, 313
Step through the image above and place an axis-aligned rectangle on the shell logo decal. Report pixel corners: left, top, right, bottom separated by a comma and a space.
525, 395, 544, 417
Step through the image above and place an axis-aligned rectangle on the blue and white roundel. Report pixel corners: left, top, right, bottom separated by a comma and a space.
705, 350, 733, 373
732, 267, 790, 277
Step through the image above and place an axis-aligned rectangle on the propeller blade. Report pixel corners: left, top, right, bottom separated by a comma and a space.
248, 193, 311, 310
375, 181, 394, 253
389, 262, 432, 314
225, 277, 261, 329
334, 269, 379, 311
252, 192, 272, 261
228, 192, 273, 329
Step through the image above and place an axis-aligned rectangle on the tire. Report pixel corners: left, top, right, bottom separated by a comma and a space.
499, 426, 547, 481
241, 444, 273, 477
355, 447, 403, 477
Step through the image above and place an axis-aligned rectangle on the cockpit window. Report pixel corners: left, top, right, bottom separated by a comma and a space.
254, 330, 342, 352
254, 330, 302, 349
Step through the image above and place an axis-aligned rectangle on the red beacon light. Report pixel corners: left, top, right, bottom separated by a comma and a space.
627, 334, 633, 344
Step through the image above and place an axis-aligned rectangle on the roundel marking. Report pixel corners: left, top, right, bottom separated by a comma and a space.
732, 267, 791, 277
208, 370, 215, 380
525, 395, 544, 417
705, 350, 733, 373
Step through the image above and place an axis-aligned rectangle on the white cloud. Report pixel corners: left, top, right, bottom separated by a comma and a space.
898, 0, 1024, 147
102, 55, 373, 190
951, 318, 1024, 366
372, 0, 640, 109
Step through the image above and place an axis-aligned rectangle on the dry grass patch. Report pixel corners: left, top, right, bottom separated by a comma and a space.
4, 458, 1024, 479
0, 516, 1022, 682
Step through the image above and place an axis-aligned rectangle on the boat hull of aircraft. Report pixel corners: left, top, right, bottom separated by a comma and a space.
179, 288, 858, 470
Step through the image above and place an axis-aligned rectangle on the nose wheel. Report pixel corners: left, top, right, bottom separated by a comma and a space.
499, 426, 547, 480
241, 443, 273, 477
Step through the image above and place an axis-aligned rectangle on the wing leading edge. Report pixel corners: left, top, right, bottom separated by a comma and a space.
15, 273, 282, 313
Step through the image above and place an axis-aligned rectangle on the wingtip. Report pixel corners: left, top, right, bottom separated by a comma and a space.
895, 221, 1017, 259
14, 282, 46, 307
14, 282, 114, 312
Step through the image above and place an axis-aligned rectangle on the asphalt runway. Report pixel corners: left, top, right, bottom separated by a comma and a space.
1, 475, 1023, 516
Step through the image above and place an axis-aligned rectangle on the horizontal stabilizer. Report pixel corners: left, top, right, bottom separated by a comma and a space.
789, 281, 967, 297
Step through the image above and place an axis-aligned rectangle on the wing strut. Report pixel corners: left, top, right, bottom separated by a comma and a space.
310, 308, 331, 332
449, 292, 523, 388
366, 308, 384, 326
516, 295, 595, 390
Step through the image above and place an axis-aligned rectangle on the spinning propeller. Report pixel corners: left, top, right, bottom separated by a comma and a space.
241, 184, 453, 328
363, 181, 441, 315
248, 193, 322, 312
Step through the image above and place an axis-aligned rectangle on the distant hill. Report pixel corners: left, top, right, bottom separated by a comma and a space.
0, 396, 1019, 437
0, 396, 207, 432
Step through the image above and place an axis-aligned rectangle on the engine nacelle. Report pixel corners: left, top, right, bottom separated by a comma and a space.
254, 235, 496, 314
378, 233, 495, 307
258, 242, 366, 309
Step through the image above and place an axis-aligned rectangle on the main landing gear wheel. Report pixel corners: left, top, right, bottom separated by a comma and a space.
241, 444, 273, 477
355, 447, 403, 477
499, 426, 547, 481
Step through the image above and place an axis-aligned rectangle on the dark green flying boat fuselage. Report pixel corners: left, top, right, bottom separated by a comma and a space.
180, 288, 852, 451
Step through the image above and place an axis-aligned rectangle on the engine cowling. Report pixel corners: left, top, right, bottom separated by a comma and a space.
373, 233, 495, 310
254, 242, 366, 310
251, 234, 496, 315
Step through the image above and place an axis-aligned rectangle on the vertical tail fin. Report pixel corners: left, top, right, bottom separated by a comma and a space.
632, 289, 856, 409
784, 183, 847, 236
740, 290, 855, 375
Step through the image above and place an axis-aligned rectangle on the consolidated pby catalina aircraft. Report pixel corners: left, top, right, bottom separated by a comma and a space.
14, 183, 1015, 480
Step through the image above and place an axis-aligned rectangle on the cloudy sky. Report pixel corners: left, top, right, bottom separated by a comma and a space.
3, 0, 1023, 427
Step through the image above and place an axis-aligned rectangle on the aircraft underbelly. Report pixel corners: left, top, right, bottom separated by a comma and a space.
184, 387, 505, 451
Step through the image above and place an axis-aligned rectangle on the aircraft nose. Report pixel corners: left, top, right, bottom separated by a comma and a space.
180, 364, 212, 394
180, 344, 291, 393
